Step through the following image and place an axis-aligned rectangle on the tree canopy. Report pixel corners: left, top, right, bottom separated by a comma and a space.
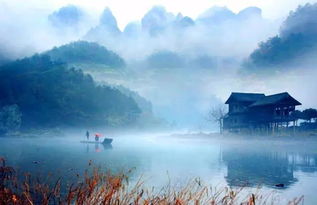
0, 104, 22, 134
244, 3, 317, 70
291, 108, 317, 123
0, 55, 140, 128
245, 34, 317, 69
301, 108, 317, 122
44, 41, 126, 68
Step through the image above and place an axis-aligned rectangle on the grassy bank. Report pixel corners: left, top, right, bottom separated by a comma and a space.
0, 158, 304, 205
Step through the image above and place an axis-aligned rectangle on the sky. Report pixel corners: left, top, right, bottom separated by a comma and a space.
1, 0, 317, 30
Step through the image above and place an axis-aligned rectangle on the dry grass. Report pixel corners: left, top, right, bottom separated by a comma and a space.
0, 157, 304, 205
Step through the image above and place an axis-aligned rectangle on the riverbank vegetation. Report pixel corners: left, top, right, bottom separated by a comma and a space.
0, 158, 304, 205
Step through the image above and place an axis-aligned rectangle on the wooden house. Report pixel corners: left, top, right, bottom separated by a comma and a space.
223, 92, 301, 134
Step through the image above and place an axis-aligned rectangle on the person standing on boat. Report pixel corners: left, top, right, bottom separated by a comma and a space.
86, 131, 90, 140
95, 133, 101, 142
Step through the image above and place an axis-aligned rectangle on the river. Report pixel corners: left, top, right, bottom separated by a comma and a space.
0, 133, 316, 204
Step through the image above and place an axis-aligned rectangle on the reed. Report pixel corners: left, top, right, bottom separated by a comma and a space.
0, 158, 304, 205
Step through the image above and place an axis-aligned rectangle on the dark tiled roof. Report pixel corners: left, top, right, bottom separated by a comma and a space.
225, 92, 265, 104
250, 92, 301, 107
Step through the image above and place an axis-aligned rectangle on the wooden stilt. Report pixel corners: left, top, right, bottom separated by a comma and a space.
293, 120, 295, 136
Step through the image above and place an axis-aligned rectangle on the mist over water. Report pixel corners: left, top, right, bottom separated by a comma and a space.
1, 133, 317, 204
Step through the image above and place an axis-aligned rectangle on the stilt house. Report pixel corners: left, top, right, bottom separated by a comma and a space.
223, 92, 301, 134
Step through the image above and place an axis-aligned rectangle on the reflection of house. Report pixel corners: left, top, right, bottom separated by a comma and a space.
223, 92, 301, 134
222, 148, 297, 188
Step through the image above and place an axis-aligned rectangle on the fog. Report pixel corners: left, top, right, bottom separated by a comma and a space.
0, 3, 279, 59
1, 2, 317, 130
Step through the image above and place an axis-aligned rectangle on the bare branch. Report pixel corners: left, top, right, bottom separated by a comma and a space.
206, 104, 227, 122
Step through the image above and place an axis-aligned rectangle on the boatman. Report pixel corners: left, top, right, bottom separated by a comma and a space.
86, 130, 89, 140
95, 133, 101, 142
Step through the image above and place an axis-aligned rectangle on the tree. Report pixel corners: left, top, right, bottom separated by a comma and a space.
301, 108, 317, 123
206, 105, 227, 134
290, 110, 302, 126
0, 104, 22, 133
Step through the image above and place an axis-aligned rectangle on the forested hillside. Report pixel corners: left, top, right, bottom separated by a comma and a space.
44, 41, 125, 68
245, 3, 317, 70
0, 55, 140, 130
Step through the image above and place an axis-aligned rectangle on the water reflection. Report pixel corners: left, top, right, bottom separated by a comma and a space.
85, 143, 113, 153
1, 137, 317, 195
221, 143, 317, 189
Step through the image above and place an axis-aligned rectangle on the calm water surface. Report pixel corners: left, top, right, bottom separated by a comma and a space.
0, 133, 317, 204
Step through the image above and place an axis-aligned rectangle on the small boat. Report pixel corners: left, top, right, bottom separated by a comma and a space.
80, 138, 113, 145
102, 138, 113, 144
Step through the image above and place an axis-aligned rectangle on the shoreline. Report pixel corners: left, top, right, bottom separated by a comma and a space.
168, 131, 317, 143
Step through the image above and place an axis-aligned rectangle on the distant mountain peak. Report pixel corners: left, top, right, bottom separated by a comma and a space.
123, 22, 142, 37
48, 5, 84, 27
176, 13, 183, 19
83, 7, 121, 43
100, 7, 118, 28
141, 5, 175, 36
238, 7, 262, 19
197, 6, 235, 24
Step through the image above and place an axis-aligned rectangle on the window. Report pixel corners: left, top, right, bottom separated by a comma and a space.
275, 107, 281, 115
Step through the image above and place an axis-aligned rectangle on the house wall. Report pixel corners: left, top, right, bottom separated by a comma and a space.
224, 104, 298, 133
229, 102, 250, 114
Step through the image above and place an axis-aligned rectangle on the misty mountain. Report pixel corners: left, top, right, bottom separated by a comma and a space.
99, 8, 120, 30
174, 14, 195, 28
197, 6, 262, 25
122, 8, 194, 38
48, 5, 84, 28
116, 85, 153, 115
75, 5, 274, 61
0, 55, 140, 128
84, 8, 121, 43
140, 6, 195, 35
197, 6, 235, 25
237, 7, 262, 21
123, 22, 142, 37
141, 6, 175, 36
245, 3, 317, 70
44, 41, 125, 69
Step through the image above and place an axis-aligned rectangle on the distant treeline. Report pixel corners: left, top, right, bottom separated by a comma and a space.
292, 108, 317, 130
0, 55, 140, 133
44, 41, 126, 68
292, 108, 317, 122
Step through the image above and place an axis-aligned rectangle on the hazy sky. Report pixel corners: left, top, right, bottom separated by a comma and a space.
2, 0, 317, 29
